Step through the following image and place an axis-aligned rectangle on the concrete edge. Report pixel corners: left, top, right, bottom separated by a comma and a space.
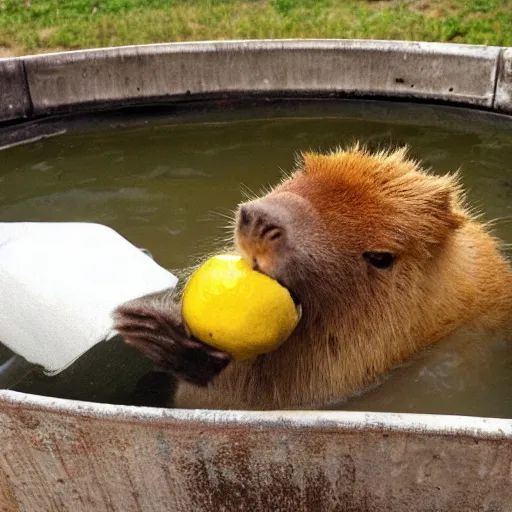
495, 47, 512, 113
0, 58, 31, 122
0, 39, 509, 118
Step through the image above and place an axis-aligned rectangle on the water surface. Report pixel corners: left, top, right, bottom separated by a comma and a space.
1, 100, 510, 415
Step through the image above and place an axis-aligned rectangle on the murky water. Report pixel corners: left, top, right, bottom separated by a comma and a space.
1, 100, 511, 416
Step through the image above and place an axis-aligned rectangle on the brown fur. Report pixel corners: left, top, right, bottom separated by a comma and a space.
175, 146, 512, 409
115, 146, 512, 410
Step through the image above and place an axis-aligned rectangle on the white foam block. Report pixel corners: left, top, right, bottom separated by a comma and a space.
0, 223, 178, 375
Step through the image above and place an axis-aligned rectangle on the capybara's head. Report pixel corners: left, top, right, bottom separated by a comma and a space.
235, 146, 468, 324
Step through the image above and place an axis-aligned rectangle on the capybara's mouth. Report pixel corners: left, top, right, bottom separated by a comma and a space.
272, 277, 303, 324
275, 278, 300, 307
262, 272, 302, 320
236, 250, 302, 315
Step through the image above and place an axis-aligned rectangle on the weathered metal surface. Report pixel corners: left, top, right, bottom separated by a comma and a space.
21, 40, 501, 115
0, 59, 30, 121
0, 391, 512, 512
495, 47, 512, 113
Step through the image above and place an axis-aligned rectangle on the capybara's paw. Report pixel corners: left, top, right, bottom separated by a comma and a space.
113, 292, 230, 387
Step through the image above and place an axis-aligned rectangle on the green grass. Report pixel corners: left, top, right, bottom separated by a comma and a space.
0, 0, 511, 56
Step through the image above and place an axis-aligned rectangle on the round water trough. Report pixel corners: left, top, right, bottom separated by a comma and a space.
0, 40, 512, 511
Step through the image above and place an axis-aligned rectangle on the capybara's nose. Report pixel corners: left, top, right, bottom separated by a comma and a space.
237, 201, 284, 244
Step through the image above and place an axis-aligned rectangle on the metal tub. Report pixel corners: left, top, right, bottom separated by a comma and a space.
0, 40, 511, 511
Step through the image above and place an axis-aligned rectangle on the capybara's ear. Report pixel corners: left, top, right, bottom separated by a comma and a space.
412, 174, 468, 246
429, 186, 466, 230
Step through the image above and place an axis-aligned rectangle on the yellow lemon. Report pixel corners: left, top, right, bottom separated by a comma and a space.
182, 254, 300, 360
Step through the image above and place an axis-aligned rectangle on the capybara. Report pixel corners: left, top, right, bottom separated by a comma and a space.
114, 146, 512, 409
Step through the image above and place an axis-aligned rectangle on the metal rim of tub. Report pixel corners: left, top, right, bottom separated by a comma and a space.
1, 39, 512, 511
1, 39, 511, 124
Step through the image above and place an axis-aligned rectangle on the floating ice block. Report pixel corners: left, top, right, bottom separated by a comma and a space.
0, 223, 178, 375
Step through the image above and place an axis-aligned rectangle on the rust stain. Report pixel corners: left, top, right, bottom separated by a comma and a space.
52, 439, 76, 480
181, 432, 256, 511
0, 467, 18, 512
12, 411, 40, 430
179, 430, 372, 512
125, 473, 143, 512
2, 392, 512, 511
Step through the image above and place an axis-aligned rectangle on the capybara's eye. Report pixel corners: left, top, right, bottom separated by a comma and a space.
363, 252, 395, 270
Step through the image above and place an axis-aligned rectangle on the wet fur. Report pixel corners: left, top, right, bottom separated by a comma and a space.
115, 146, 512, 410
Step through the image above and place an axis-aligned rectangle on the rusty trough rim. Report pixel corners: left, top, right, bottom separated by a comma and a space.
0, 39, 511, 433
1, 390, 512, 440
